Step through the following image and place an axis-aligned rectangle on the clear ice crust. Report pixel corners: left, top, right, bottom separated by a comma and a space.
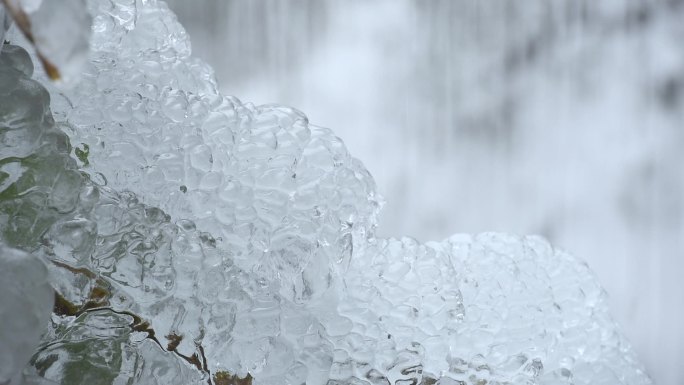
0, 0, 653, 384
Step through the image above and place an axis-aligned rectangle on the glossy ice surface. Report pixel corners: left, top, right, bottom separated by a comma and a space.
0, 1, 653, 384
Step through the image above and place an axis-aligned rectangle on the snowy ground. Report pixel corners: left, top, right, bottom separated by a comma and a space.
168, 1, 684, 384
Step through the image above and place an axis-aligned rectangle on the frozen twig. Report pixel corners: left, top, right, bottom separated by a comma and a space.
0, 0, 60, 79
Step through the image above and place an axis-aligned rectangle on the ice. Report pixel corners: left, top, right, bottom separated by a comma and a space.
0, 6, 9, 47
59, 0, 379, 307
0, 0, 654, 384
30, 311, 205, 385
0, 244, 53, 384
0, 41, 227, 384
334, 234, 651, 384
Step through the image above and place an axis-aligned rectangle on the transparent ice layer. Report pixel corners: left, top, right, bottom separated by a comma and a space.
59, 0, 380, 309
0, 0, 653, 384
0, 244, 53, 384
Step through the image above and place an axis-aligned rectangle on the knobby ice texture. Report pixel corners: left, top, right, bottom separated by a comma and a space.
0, 0, 652, 384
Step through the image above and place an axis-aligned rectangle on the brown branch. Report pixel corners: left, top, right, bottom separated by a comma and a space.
49, 261, 252, 385
213, 372, 253, 385
1, 0, 61, 80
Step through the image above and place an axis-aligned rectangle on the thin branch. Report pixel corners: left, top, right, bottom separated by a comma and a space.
1, 0, 60, 80
49, 260, 252, 385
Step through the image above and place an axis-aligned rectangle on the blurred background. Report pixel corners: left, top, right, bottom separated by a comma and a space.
165, 1, 683, 384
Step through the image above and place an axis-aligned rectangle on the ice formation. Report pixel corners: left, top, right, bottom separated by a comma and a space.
0, 244, 53, 384
0, 0, 653, 384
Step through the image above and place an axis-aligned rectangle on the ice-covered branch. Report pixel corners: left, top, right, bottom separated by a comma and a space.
0, 0, 90, 81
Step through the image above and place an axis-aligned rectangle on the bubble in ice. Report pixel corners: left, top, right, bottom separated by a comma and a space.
0, 1, 653, 384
